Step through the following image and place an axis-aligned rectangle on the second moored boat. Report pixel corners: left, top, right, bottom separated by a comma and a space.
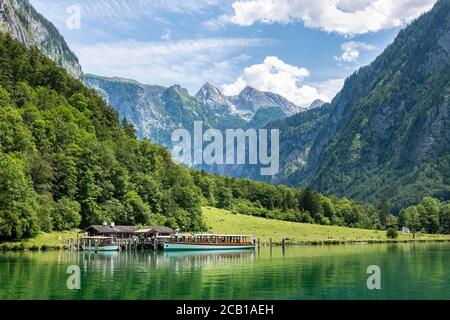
163, 234, 256, 251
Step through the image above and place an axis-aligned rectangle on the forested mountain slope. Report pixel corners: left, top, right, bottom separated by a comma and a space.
308, 0, 450, 211
249, 0, 450, 212
1, 31, 448, 242
0, 33, 204, 240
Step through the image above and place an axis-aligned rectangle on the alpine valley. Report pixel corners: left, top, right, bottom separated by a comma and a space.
83, 0, 450, 212
0, 0, 449, 222
1, 0, 450, 303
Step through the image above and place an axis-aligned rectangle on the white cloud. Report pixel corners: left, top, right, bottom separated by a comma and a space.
313, 78, 346, 102
73, 38, 268, 93
216, 0, 437, 36
161, 29, 172, 41
335, 41, 377, 62
222, 56, 343, 106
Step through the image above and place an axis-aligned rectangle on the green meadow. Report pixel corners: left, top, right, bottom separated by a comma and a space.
203, 207, 449, 245
1, 207, 448, 250
0, 231, 79, 250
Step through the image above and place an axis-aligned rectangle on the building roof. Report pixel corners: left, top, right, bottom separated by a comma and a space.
86, 225, 138, 234
135, 226, 174, 234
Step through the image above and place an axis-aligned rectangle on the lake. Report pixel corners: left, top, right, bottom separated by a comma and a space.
0, 243, 449, 300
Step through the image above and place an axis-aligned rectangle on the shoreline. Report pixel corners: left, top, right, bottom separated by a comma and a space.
1, 237, 449, 252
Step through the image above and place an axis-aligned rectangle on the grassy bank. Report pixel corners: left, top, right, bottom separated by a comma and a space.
0, 231, 79, 251
1, 207, 448, 251
203, 207, 449, 245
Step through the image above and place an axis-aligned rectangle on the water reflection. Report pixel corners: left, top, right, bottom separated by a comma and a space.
0, 243, 449, 300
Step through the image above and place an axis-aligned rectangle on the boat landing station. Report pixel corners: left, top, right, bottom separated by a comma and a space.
72, 222, 257, 252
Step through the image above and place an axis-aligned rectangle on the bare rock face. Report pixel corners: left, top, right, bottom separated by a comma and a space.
196, 83, 306, 120
306, 0, 450, 211
195, 83, 241, 116
0, 0, 82, 79
230, 86, 305, 117
83, 74, 168, 140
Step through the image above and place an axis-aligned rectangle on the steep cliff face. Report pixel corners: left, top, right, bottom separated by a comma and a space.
214, 101, 333, 183
196, 82, 305, 121
83, 74, 167, 140
308, 0, 450, 210
232, 0, 450, 211
0, 0, 82, 78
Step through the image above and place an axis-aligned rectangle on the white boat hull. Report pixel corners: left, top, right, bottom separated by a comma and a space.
82, 245, 120, 252
164, 243, 255, 251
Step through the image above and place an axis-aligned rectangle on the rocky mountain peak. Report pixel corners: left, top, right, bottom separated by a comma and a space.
195, 82, 239, 115
196, 82, 224, 100
239, 85, 261, 97
166, 84, 189, 96
232, 85, 304, 116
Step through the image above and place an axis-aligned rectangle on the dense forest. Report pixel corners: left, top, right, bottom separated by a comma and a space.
0, 33, 448, 242
399, 197, 450, 235
192, 170, 449, 234
0, 33, 205, 240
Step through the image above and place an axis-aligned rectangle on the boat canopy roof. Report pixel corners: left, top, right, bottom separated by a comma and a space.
81, 236, 112, 240
177, 234, 254, 238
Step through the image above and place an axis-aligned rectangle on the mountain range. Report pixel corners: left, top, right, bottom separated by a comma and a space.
83, 74, 308, 146
1, 0, 449, 213
196, 82, 306, 119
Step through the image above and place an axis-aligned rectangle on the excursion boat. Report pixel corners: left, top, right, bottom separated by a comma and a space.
163, 234, 256, 251
81, 236, 120, 252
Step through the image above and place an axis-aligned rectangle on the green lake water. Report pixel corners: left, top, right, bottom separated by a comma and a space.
0, 243, 449, 300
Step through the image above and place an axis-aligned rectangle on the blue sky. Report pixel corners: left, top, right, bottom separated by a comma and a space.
30, 0, 437, 107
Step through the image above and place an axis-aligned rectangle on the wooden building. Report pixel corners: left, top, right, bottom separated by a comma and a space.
134, 226, 174, 238
85, 224, 138, 239
82, 224, 174, 250
134, 226, 174, 249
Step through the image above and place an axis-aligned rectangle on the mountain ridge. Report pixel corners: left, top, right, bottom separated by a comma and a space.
196, 82, 306, 120
261, 0, 450, 211
0, 0, 82, 78
83, 74, 308, 147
